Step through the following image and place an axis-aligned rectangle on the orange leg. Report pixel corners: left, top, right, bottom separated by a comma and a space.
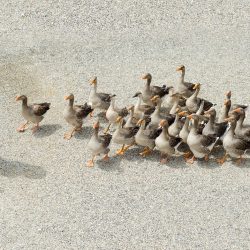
64, 127, 76, 140
103, 154, 110, 161
139, 147, 152, 157
17, 121, 29, 132
116, 145, 125, 155
32, 123, 40, 134
86, 156, 95, 167
235, 155, 244, 165
204, 155, 209, 161
186, 155, 196, 164
217, 153, 228, 165
160, 154, 169, 164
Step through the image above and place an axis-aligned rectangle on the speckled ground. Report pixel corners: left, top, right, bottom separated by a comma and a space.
0, 1, 250, 249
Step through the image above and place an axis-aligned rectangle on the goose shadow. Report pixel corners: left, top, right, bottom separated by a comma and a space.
34, 124, 62, 138
164, 156, 190, 169
74, 126, 93, 139
96, 155, 123, 173
0, 157, 46, 179
231, 158, 250, 168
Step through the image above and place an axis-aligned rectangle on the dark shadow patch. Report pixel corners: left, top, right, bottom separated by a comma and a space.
96, 156, 123, 173
231, 158, 250, 168
74, 126, 93, 139
196, 158, 221, 169
0, 157, 46, 179
165, 156, 190, 168
34, 124, 62, 138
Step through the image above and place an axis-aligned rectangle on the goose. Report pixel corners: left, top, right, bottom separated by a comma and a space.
175, 65, 196, 97
217, 116, 250, 165
186, 114, 219, 163
140, 73, 170, 106
15, 95, 50, 133
87, 120, 112, 167
63, 93, 93, 140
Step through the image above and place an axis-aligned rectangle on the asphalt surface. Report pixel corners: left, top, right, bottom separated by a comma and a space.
1, 1, 250, 249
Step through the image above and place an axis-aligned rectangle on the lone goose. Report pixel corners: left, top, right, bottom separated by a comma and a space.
140, 73, 170, 106
87, 120, 112, 167
187, 114, 219, 163
217, 117, 250, 165
175, 65, 196, 97
15, 95, 50, 133
63, 93, 93, 140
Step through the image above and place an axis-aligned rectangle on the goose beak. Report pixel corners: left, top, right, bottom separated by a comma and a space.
89, 77, 97, 85
159, 120, 166, 128
193, 83, 200, 90
136, 119, 143, 126
232, 108, 241, 113
15, 96, 20, 101
150, 95, 159, 102
64, 96, 70, 100
187, 114, 193, 120
116, 116, 122, 123
176, 66, 183, 71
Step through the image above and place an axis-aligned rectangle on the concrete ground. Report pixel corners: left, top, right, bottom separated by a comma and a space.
1, 1, 250, 249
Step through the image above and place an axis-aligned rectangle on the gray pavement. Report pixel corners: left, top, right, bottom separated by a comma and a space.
0, 1, 250, 249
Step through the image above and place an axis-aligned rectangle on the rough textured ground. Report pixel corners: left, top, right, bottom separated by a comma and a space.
1, 1, 250, 249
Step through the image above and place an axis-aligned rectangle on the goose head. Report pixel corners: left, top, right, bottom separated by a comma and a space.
89, 76, 97, 85
64, 93, 74, 100
15, 95, 27, 101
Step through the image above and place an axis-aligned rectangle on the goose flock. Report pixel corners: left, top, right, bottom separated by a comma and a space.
15, 65, 250, 167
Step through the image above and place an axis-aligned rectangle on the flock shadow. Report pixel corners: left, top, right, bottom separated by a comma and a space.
94, 145, 250, 170
0, 157, 46, 179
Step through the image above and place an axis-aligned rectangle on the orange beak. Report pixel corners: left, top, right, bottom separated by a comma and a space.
187, 114, 193, 120
159, 120, 166, 127
136, 119, 143, 126
64, 96, 70, 100
89, 77, 97, 85
176, 66, 183, 71
178, 111, 187, 116
15, 96, 20, 101
232, 108, 241, 113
